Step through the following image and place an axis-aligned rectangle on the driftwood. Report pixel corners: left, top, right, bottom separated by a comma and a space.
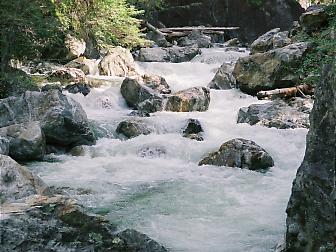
257, 84, 314, 100
144, 21, 166, 37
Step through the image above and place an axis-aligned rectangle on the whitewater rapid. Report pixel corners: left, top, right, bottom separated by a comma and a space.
28, 48, 307, 252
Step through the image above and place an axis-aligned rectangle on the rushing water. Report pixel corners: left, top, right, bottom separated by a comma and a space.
28, 48, 307, 252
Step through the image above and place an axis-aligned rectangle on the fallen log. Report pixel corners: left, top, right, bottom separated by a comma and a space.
257, 84, 314, 100
144, 21, 165, 37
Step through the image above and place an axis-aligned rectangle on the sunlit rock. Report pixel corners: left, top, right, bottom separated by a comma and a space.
116, 120, 152, 139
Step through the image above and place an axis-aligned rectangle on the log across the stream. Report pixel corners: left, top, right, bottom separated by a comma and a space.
159, 26, 240, 38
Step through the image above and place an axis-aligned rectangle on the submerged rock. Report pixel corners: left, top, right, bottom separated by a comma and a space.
208, 62, 236, 90
137, 46, 201, 63
0, 90, 95, 148
284, 64, 336, 251
0, 121, 45, 161
165, 87, 210, 112
183, 119, 204, 141
199, 138, 274, 171
137, 146, 166, 159
98, 46, 137, 77
237, 98, 313, 129
116, 120, 152, 139
233, 42, 310, 95
0, 155, 48, 203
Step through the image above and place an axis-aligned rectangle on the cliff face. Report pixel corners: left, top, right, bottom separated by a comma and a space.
285, 63, 336, 251
157, 0, 304, 42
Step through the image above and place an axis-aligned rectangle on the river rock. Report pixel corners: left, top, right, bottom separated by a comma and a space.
300, 5, 328, 33
0, 137, 9, 155
64, 34, 86, 61
137, 74, 171, 94
98, 46, 137, 77
0, 90, 95, 148
223, 38, 242, 47
116, 120, 152, 139
233, 42, 310, 95
41, 83, 62, 92
250, 28, 291, 54
183, 119, 204, 141
208, 62, 236, 90
283, 64, 336, 251
199, 138, 274, 171
137, 46, 201, 63
121, 78, 165, 113
0, 121, 45, 161
178, 30, 212, 48
65, 83, 91, 96
237, 98, 313, 129
66, 56, 99, 75
165, 87, 210, 112
0, 194, 168, 252
48, 67, 86, 84
0, 155, 48, 203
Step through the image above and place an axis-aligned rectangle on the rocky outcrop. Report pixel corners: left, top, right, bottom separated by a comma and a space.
137, 46, 201, 63
116, 120, 152, 139
98, 47, 137, 77
233, 42, 310, 95
199, 138, 274, 171
0, 155, 48, 203
0, 121, 45, 161
182, 118, 204, 141
0, 90, 95, 149
237, 98, 313, 129
165, 87, 210, 112
283, 64, 336, 251
250, 28, 291, 54
208, 62, 236, 90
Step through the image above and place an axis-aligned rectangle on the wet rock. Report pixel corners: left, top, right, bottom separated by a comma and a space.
48, 67, 86, 84
121, 78, 165, 113
0, 155, 48, 203
137, 46, 201, 63
137, 74, 171, 94
66, 56, 99, 75
98, 47, 137, 77
284, 64, 336, 251
116, 120, 152, 139
65, 83, 91, 96
300, 5, 328, 33
128, 110, 151, 118
178, 30, 212, 48
237, 98, 313, 129
0, 121, 45, 161
0, 90, 96, 148
183, 119, 204, 141
0, 194, 168, 252
233, 42, 310, 95
165, 87, 210, 112
41, 83, 62, 92
199, 138, 274, 171
0, 137, 9, 155
64, 34, 86, 61
208, 62, 236, 90
137, 146, 166, 158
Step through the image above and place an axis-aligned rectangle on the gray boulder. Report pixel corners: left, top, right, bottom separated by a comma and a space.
237, 98, 313, 129
233, 42, 310, 95
178, 30, 212, 48
138, 46, 201, 63
300, 5, 328, 33
0, 121, 45, 161
199, 138, 274, 171
65, 83, 91, 96
0, 155, 48, 203
165, 87, 210, 112
0, 90, 96, 148
208, 63, 236, 90
116, 120, 152, 139
284, 64, 336, 251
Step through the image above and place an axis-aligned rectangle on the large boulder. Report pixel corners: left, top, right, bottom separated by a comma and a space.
199, 138, 274, 171
116, 120, 152, 139
237, 98, 313, 129
165, 87, 210, 112
0, 121, 46, 161
64, 34, 86, 61
120, 78, 165, 113
0, 155, 48, 203
233, 42, 310, 95
300, 5, 328, 33
0, 90, 95, 148
178, 30, 212, 48
98, 47, 137, 77
250, 28, 291, 54
283, 64, 336, 251
208, 62, 236, 90
137, 46, 201, 63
